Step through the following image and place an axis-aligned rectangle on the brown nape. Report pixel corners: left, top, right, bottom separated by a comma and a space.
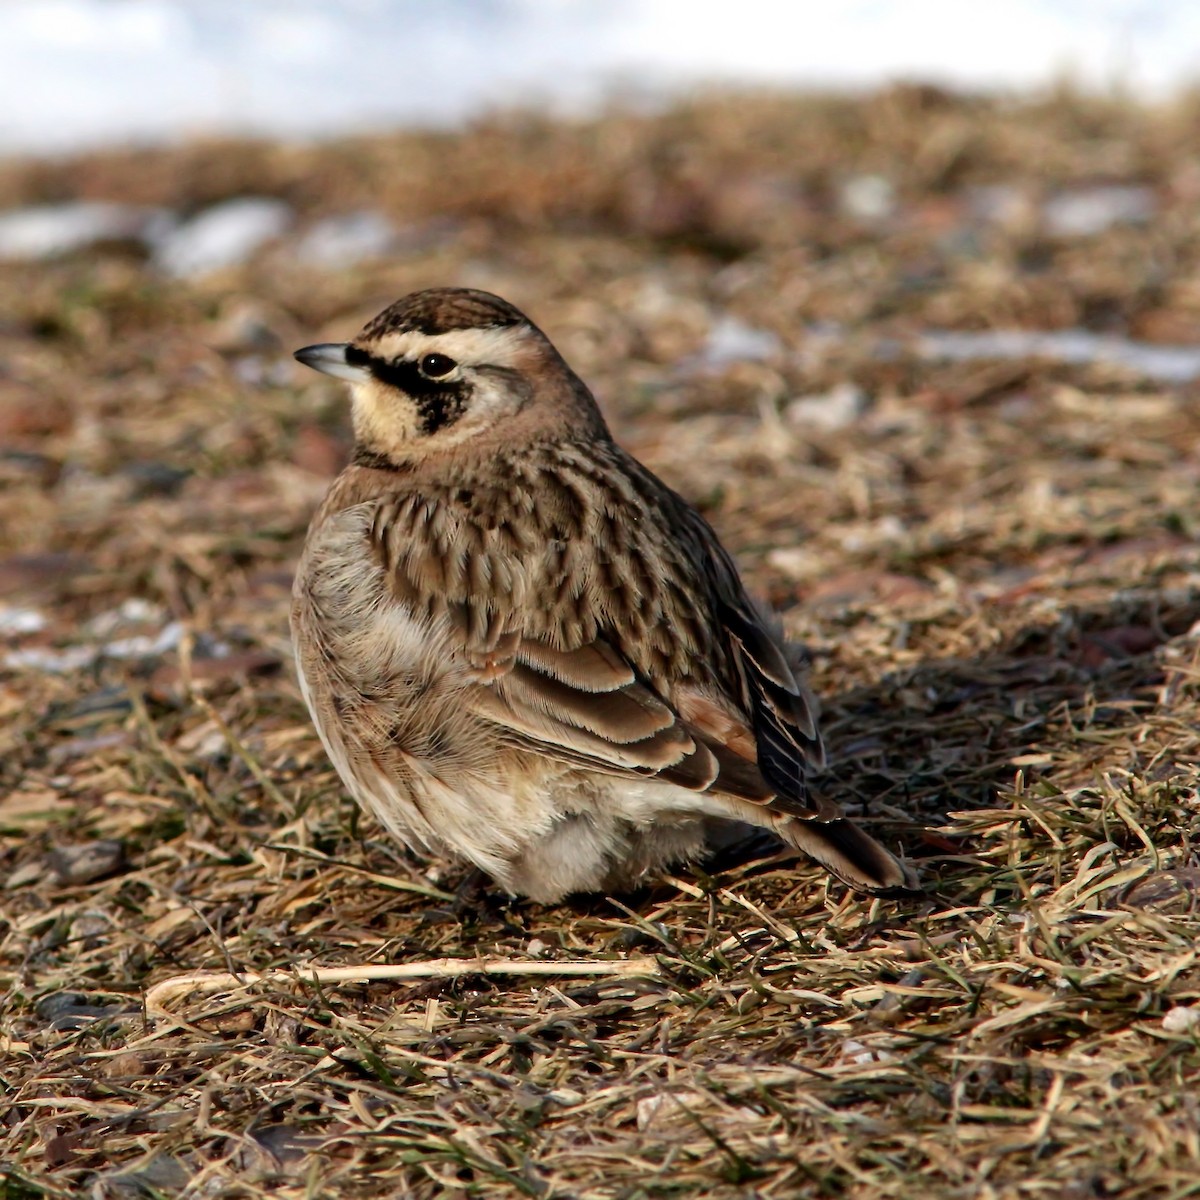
359, 288, 530, 340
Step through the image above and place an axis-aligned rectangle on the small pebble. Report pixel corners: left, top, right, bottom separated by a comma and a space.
48, 839, 125, 885
4, 861, 46, 889
35, 991, 125, 1030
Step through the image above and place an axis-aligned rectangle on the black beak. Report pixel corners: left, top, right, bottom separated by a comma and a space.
294, 343, 370, 383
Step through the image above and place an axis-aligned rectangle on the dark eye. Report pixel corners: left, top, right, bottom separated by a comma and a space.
419, 353, 457, 378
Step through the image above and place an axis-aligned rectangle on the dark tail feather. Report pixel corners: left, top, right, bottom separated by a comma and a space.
777, 817, 920, 895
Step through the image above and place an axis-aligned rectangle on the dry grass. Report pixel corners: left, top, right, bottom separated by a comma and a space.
2, 87, 1200, 1198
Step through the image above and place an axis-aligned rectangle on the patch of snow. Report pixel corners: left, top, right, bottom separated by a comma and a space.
0, 202, 175, 261
839, 174, 895, 222
2, 618, 185, 674
85, 597, 164, 637
0, 606, 47, 636
1042, 185, 1157, 237
104, 620, 186, 660
294, 211, 396, 268
914, 328, 1200, 383
3, 645, 100, 674
695, 315, 782, 369
786, 383, 867, 432
154, 197, 293, 278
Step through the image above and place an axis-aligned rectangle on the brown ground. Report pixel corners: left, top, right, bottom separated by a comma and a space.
2, 86, 1200, 1198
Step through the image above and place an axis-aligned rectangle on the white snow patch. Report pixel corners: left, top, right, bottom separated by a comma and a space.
0, 202, 175, 261
294, 211, 396, 268
695, 316, 782, 369
85, 597, 164, 637
0, 606, 48, 636
839, 174, 896, 222
1042, 185, 1157, 237
104, 621, 186, 660
914, 329, 1200, 383
786, 383, 867, 432
2, 617, 186, 674
154, 198, 293, 277
3, 645, 101, 674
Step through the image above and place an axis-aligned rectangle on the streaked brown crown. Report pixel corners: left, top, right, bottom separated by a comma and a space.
359, 288, 530, 341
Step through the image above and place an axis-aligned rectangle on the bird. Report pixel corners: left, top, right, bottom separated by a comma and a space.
290, 287, 918, 903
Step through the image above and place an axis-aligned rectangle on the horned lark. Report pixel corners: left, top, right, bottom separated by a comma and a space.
291, 288, 918, 902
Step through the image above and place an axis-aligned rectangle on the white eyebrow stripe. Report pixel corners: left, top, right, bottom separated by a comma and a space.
371, 325, 532, 368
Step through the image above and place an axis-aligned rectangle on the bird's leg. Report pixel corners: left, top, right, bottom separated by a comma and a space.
421, 865, 522, 933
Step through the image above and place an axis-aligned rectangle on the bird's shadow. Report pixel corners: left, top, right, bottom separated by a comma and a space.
813, 586, 1200, 892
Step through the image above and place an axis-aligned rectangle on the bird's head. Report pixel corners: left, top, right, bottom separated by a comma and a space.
294, 288, 605, 467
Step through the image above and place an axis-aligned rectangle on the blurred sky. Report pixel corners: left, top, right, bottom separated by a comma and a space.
1, 0, 1198, 154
